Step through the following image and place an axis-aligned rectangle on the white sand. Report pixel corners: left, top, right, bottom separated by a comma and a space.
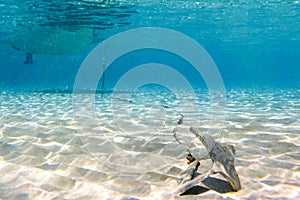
0, 88, 299, 199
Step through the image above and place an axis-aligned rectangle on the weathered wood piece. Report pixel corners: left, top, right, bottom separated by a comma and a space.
176, 127, 241, 195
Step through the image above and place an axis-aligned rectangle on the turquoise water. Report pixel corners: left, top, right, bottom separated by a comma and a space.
0, 0, 299, 89
0, 1, 300, 200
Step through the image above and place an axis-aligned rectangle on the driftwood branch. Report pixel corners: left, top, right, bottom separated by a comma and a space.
175, 127, 241, 195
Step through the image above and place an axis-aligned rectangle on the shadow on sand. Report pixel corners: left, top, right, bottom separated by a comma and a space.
181, 177, 234, 196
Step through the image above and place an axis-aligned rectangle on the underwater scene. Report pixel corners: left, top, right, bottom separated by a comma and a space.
0, 0, 299, 199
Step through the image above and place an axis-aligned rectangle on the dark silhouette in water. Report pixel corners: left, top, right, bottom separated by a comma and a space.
101, 58, 106, 98
24, 52, 33, 64
11, 46, 33, 65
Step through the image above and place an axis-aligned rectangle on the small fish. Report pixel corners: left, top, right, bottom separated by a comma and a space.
24, 52, 33, 64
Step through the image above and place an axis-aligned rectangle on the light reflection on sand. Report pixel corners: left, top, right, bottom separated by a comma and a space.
0, 89, 299, 199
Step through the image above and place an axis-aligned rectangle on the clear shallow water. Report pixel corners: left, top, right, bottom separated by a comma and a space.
0, 0, 300, 199
0, 0, 299, 89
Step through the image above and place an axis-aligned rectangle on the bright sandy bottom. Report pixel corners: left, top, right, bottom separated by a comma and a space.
0, 88, 299, 200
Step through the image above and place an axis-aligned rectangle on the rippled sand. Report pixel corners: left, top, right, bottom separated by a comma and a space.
0, 88, 299, 199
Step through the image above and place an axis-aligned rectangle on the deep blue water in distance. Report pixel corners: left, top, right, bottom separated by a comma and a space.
0, 0, 299, 90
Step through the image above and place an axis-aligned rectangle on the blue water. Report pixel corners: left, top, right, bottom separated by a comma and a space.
0, 2, 300, 199
0, 0, 299, 90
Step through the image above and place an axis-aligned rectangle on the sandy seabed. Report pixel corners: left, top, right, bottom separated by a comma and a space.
0, 88, 299, 200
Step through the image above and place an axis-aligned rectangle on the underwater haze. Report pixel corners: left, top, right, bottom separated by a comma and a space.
0, 1, 300, 200
0, 0, 299, 89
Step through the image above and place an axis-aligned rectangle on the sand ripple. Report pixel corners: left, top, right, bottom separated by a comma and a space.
0, 89, 299, 199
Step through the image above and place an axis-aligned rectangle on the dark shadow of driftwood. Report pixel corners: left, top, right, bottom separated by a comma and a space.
180, 177, 234, 196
